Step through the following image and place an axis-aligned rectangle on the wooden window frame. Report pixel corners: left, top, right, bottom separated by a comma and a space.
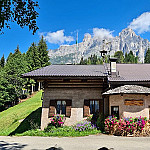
84, 99, 103, 117
49, 99, 72, 117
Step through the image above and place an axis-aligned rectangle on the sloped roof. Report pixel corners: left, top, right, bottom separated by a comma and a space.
108, 64, 150, 82
22, 65, 106, 77
103, 85, 150, 95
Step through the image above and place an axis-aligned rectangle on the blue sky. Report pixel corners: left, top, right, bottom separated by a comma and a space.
1, 0, 150, 59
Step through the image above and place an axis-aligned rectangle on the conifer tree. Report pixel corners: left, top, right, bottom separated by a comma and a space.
87, 58, 91, 65
124, 51, 139, 64
14, 45, 21, 55
0, 54, 5, 68
145, 48, 150, 63
6, 52, 13, 62
114, 51, 124, 63
4, 46, 29, 97
26, 42, 41, 71
124, 52, 128, 63
80, 57, 84, 65
0, 46, 29, 109
38, 36, 50, 67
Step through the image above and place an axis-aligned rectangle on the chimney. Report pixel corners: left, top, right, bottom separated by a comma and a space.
109, 57, 117, 77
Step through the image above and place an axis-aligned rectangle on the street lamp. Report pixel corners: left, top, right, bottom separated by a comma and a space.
100, 49, 107, 59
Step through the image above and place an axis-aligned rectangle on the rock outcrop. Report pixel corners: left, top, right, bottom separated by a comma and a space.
48, 28, 150, 64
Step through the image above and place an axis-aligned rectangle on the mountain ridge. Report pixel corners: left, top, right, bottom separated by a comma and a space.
48, 28, 150, 64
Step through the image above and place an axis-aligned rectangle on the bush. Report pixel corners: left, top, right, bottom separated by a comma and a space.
96, 113, 106, 132
105, 116, 149, 136
50, 114, 65, 128
73, 121, 96, 132
105, 116, 118, 134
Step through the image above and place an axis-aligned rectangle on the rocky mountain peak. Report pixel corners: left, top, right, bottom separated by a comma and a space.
119, 28, 136, 38
83, 33, 92, 42
48, 28, 150, 64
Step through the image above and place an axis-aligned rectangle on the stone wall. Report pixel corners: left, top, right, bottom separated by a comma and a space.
41, 87, 103, 130
109, 94, 150, 119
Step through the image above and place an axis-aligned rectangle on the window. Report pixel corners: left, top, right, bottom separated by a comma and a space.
56, 101, 66, 115
84, 99, 103, 117
49, 100, 72, 117
111, 106, 119, 118
90, 100, 99, 114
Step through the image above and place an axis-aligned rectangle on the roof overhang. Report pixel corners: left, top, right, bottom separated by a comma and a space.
21, 75, 107, 80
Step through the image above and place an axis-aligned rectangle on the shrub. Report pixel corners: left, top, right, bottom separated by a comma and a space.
105, 116, 118, 134
96, 113, 106, 132
105, 116, 149, 136
73, 121, 96, 132
50, 114, 65, 128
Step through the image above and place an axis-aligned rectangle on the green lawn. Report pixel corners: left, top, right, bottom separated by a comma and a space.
0, 91, 42, 136
15, 128, 101, 137
0, 91, 101, 137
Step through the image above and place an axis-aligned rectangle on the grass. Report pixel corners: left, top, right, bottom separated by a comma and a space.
15, 127, 101, 137
0, 91, 42, 136
0, 91, 101, 137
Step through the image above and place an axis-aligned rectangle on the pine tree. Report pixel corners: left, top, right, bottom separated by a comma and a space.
124, 52, 128, 63
0, 69, 17, 110
37, 36, 50, 67
26, 42, 41, 71
114, 51, 124, 63
0, 54, 5, 68
0, 46, 29, 109
145, 48, 150, 63
128, 51, 135, 63
6, 52, 13, 62
4, 47, 29, 97
87, 58, 91, 65
14, 45, 21, 55
124, 51, 138, 64
80, 57, 84, 65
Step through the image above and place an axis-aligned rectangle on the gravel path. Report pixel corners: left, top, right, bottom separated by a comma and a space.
0, 134, 150, 150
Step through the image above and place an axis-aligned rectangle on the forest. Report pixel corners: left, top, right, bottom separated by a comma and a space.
0, 36, 50, 111
80, 49, 150, 65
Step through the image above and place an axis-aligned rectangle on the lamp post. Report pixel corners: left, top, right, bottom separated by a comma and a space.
100, 40, 108, 63
100, 39, 111, 63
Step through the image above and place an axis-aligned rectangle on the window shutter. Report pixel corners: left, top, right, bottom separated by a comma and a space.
84, 100, 90, 117
66, 100, 72, 117
49, 100, 56, 117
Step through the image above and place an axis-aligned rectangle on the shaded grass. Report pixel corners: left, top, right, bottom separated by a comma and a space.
0, 91, 42, 136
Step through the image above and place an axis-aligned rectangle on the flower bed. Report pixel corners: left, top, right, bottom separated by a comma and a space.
73, 120, 96, 132
50, 114, 65, 127
43, 120, 100, 137
105, 116, 150, 137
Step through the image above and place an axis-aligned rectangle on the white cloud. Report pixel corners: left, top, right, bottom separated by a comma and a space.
42, 30, 74, 44
93, 28, 114, 39
128, 12, 150, 34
